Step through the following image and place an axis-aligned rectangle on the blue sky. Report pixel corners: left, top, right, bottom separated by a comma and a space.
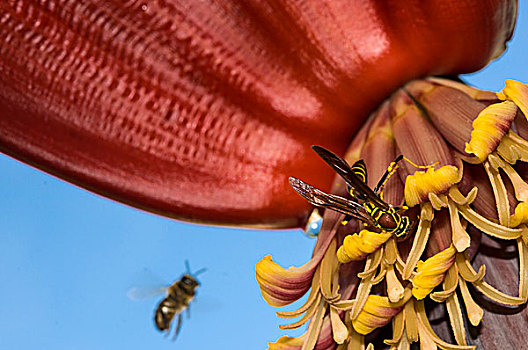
0, 5, 527, 350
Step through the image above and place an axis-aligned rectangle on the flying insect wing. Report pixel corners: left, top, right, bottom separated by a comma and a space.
311, 145, 389, 210
289, 177, 377, 227
127, 285, 169, 300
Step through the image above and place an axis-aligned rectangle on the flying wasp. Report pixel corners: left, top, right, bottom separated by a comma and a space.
127, 261, 206, 340
289, 146, 414, 238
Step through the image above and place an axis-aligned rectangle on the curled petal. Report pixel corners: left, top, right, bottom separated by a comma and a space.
404, 166, 459, 207
510, 202, 528, 227
337, 230, 391, 263
268, 336, 305, 350
351, 295, 403, 335
465, 101, 518, 162
498, 80, 528, 118
412, 245, 456, 300
256, 255, 317, 307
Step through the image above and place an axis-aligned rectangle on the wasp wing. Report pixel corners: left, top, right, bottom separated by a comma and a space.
311, 145, 389, 210
289, 177, 377, 227
127, 286, 169, 300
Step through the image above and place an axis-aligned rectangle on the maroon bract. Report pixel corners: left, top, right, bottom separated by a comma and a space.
0, 0, 517, 227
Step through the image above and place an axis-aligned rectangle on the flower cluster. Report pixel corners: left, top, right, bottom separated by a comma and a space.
256, 78, 528, 349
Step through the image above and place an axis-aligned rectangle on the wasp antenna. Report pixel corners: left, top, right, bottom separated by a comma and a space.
184, 260, 191, 275
193, 268, 207, 276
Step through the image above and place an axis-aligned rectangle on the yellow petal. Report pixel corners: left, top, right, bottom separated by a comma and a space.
337, 230, 391, 263
498, 79, 528, 118
256, 255, 316, 307
510, 202, 528, 227
412, 245, 456, 300
352, 295, 403, 335
404, 166, 459, 207
268, 335, 305, 350
464, 100, 517, 162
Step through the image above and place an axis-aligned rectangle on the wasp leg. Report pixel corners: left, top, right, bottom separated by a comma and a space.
373, 155, 404, 197
172, 314, 183, 341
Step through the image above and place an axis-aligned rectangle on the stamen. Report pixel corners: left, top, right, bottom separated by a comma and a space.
483, 158, 510, 225
445, 286, 467, 345
497, 131, 528, 163
384, 309, 405, 345
350, 249, 383, 320
279, 293, 322, 330
301, 299, 326, 350
447, 199, 471, 252
348, 329, 365, 349
430, 265, 459, 302
329, 307, 348, 344
456, 253, 525, 306
386, 264, 405, 303
320, 239, 339, 301
276, 270, 321, 319
403, 203, 433, 279
415, 301, 476, 350
404, 300, 419, 343
517, 238, 528, 302
458, 278, 483, 326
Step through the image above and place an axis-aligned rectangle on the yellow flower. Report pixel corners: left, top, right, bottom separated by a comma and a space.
412, 245, 456, 300
258, 78, 528, 350
404, 166, 459, 207
336, 230, 391, 263
498, 79, 528, 118
465, 101, 518, 162
352, 295, 403, 335
510, 202, 528, 227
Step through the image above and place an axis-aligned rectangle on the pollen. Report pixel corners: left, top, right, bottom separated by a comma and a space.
404, 165, 459, 207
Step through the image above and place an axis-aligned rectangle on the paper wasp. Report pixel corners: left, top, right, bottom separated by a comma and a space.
289, 146, 413, 238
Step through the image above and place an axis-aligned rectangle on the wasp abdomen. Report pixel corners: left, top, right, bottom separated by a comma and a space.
377, 212, 398, 230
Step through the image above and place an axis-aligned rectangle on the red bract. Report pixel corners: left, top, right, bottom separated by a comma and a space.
0, 0, 517, 227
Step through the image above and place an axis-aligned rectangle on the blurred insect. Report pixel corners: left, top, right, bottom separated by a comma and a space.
289, 146, 414, 238
127, 261, 206, 340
